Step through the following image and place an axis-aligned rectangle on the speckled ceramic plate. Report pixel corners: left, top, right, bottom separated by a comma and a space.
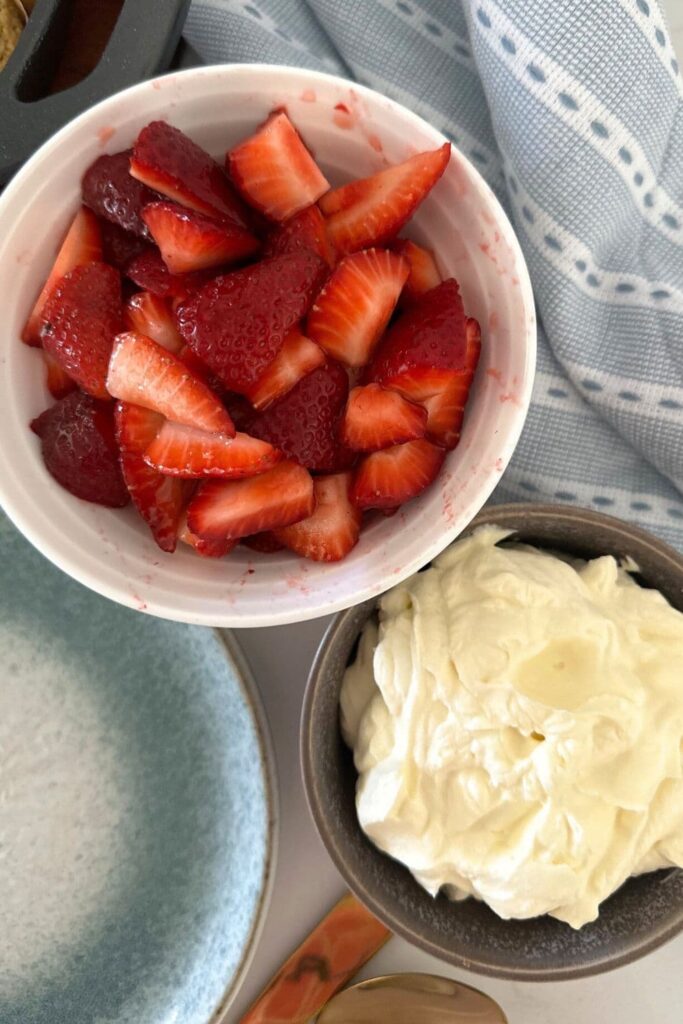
0, 513, 276, 1024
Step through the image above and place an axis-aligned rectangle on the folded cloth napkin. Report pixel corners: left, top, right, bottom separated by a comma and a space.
184, 0, 683, 550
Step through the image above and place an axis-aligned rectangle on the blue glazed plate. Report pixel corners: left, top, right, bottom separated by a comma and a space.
0, 513, 276, 1024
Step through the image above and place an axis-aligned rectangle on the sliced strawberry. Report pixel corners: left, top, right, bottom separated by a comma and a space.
177, 250, 327, 394
275, 472, 361, 562
188, 460, 314, 541
144, 422, 281, 479
124, 248, 212, 299
364, 279, 467, 388
244, 325, 325, 410
263, 205, 335, 266
82, 150, 159, 238
142, 201, 259, 274
43, 351, 77, 399
391, 239, 441, 304
245, 360, 352, 472
342, 383, 427, 451
228, 110, 330, 223
106, 331, 235, 435
322, 143, 450, 254
350, 438, 445, 510
124, 290, 183, 353
394, 317, 481, 449
241, 532, 285, 554
178, 512, 236, 558
130, 121, 249, 225
115, 402, 189, 552
176, 345, 227, 396
41, 262, 121, 399
22, 207, 102, 346
31, 391, 129, 507
307, 248, 408, 367
100, 220, 149, 270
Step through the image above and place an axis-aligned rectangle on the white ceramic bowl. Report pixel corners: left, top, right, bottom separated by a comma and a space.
0, 64, 536, 627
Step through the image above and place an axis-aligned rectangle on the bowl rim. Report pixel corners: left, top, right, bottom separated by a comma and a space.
300, 502, 683, 980
0, 63, 536, 627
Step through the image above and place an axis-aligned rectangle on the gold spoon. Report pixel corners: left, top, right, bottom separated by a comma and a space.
317, 972, 508, 1024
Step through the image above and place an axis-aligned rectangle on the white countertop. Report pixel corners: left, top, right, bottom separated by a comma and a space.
229, 618, 683, 1023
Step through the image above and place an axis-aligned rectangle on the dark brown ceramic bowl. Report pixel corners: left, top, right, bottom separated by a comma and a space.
301, 503, 683, 981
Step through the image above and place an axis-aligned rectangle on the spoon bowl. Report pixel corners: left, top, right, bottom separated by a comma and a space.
317, 973, 507, 1024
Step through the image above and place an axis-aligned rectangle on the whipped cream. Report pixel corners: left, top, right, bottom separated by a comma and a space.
341, 526, 683, 928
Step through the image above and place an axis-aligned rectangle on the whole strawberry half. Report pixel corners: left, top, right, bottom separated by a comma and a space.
245, 360, 353, 472
82, 150, 160, 238
115, 401, 190, 552
130, 121, 249, 227
31, 391, 129, 507
364, 278, 467, 387
41, 261, 122, 399
176, 250, 327, 394
22, 207, 102, 347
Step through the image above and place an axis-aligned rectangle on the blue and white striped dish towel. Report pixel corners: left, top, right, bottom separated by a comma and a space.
184, 0, 683, 550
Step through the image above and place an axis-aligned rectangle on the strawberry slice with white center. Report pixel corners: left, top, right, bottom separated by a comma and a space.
142, 201, 259, 274
22, 207, 102, 346
306, 249, 409, 368
106, 331, 235, 435
342, 383, 427, 451
274, 472, 361, 562
321, 143, 450, 254
264, 205, 336, 267
124, 291, 183, 352
228, 110, 330, 223
244, 326, 325, 411
188, 459, 314, 541
350, 438, 445, 510
144, 422, 281, 479
115, 402, 190, 552
391, 239, 441, 304
177, 512, 237, 558
43, 351, 77, 399
130, 120, 249, 226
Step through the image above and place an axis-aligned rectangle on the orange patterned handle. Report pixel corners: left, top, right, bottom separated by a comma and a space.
240, 893, 391, 1024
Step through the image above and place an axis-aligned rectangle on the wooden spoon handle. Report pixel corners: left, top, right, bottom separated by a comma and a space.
240, 893, 391, 1024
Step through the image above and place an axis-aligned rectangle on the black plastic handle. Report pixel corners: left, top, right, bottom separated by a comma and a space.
0, 0, 191, 185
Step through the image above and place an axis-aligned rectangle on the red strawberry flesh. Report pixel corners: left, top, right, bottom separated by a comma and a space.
241, 532, 285, 554
115, 401, 190, 552
144, 423, 281, 478
342, 383, 427, 451
188, 460, 314, 540
82, 150, 159, 237
130, 120, 249, 225
106, 331, 235, 435
41, 261, 122, 399
178, 512, 236, 557
124, 291, 183, 352
275, 471, 361, 562
351, 438, 445, 510
307, 248, 408, 367
176, 250, 327, 394
31, 391, 129, 507
244, 325, 325, 411
43, 351, 77, 400
100, 220, 149, 270
142, 201, 259, 274
124, 248, 212, 299
391, 238, 441, 303
228, 110, 330, 222
322, 143, 450, 253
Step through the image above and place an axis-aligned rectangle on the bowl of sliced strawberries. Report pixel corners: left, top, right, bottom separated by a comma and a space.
0, 64, 535, 626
